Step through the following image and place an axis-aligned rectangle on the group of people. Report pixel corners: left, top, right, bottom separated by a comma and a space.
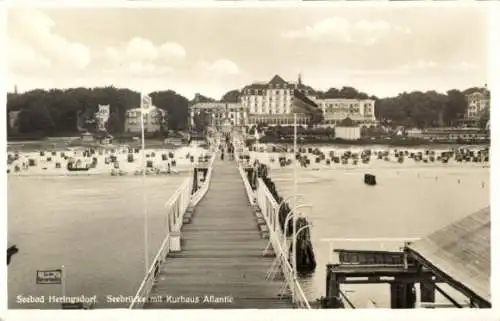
219, 142, 235, 161
218, 133, 235, 161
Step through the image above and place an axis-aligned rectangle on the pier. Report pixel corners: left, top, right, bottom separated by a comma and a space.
130, 136, 309, 309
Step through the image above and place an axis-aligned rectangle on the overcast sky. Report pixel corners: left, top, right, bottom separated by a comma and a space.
7, 6, 492, 99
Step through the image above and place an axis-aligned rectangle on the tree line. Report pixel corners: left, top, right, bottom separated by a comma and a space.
6, 87, 190, 138
6, 84, 488, 139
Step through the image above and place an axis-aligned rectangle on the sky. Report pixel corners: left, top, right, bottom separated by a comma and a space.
6, 5, 492, 100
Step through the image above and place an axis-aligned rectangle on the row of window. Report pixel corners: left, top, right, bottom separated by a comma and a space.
126, 113, 163, 119
250, 110, 290, 115
192, 108, 243, 113
127, 119, 162, 125
212, 113, 245, 118
325, 108, 361, 114
244, 89, 310, 96
248, 96, 292, 103
250, 119, 309, 125
245, 90, 293, 97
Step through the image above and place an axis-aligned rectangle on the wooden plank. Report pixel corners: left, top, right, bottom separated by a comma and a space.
146, 158, 293, 309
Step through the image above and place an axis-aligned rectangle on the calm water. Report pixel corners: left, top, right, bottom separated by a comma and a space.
268, 165, 489, 307
8, 145, 490, 309
8, 174, 188, 309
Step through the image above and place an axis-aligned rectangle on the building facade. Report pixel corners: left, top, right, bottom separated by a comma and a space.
125, 105, 166, 134
95, 104, 110, 132
335, 126, 361, 140
189, 102, 246, 129
241, 74, 377, 128
317, 98, 377, 127
241, 74, 317, 127
465, 88, 490, 122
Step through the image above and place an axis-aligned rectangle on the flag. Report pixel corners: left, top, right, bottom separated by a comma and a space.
141, 94, 152, 110
36, 269, 62, 284
291, 89, 323, 124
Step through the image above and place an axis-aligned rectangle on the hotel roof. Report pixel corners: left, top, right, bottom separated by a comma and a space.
242, 74, 316, 93
405, 206, 491, 306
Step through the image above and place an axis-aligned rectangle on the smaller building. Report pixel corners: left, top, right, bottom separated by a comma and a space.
318, 98, 377, 127
95, 104, 110, 132
335, 126, 361, 140
411, 127, 489, 142
406, 128, 424, 138
335, 117, 361, 140
125, 105, 166, 134
465, 88, 490, 122
189, 102, 246, 129
81, 132, 94, 142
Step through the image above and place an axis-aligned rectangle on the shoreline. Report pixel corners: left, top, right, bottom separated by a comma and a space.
247, 138, 490, 148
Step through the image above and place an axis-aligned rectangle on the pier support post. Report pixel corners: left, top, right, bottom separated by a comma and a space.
170, 231, 182, 252
420, 276, 436, 305
325, 269, 344, 308
390, 280, 416, 309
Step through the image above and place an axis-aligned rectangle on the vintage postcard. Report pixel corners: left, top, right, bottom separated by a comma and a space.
5, 1, 493, 313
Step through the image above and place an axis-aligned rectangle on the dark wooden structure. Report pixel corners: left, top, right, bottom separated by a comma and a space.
325, 206, 491, 309
325, 249, 437, 309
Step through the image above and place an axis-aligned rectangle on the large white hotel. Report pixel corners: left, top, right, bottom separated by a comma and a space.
189, 74, 377, 129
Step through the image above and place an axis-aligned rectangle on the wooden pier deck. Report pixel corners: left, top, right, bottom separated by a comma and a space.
144, 157, 293, 309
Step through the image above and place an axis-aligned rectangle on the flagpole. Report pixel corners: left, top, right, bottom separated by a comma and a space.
292, 112, 297, 304
141, 93, 149, 275
61, 265, 66, 298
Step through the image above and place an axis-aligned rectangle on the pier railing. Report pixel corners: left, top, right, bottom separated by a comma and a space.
235, 150, 255, 206
129, 154, 215, 309
255, 178, 311, 309
239, 165, 255, 206
191, 154, 216, 207
233, 139, 310, 309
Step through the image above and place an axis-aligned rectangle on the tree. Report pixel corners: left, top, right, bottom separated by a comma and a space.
6, 87, 190, 138
374, 90, 460, 128
444, 90, 468, 126
150, 90, 189, 131
221, 90, 241, 103
192, 93, 216, 103
478, 107, 490, 129
18, 104, 54, 134
193, 110, 210, 133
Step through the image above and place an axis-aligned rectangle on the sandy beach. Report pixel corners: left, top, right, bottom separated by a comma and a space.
7, 145, 210, 177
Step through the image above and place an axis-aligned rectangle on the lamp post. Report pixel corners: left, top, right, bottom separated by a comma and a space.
292, 112, 298, 304
140, 93, 150, 275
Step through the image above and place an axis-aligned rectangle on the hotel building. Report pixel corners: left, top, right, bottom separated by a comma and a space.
187, 74, 378, 130
241, 75, 316, 127
125, 104, 166, 134
241, 74, 376, 127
